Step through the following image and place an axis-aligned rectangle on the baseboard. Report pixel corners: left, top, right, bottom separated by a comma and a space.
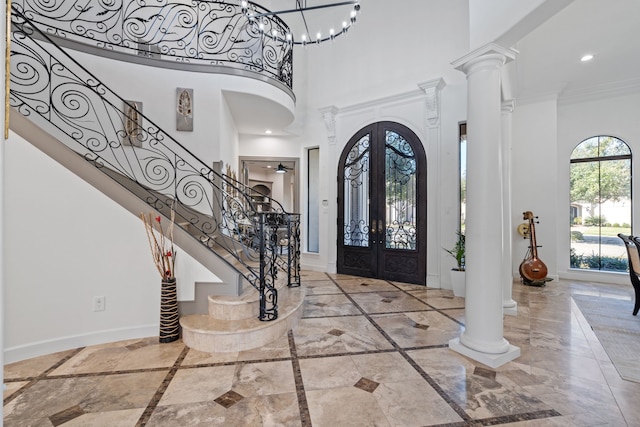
300, 261, 328, 272
4, 324, 158, 364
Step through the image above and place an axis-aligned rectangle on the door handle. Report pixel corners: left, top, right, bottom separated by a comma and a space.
378, 219, 384, 244
371, 220, 377, 235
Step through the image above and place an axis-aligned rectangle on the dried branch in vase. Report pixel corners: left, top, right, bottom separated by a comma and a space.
141, 206, 177, 280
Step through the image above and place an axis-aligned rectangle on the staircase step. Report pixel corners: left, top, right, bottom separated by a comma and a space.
208, 275, 291, 320
180, 287, 305, 353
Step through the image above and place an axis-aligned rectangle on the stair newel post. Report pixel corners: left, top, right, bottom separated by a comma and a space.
288, 214, 301, 287
258, 212, 267, 321
286, 214, 292, 287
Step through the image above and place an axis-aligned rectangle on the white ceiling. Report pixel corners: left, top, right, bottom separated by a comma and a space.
513, 0, 640, 103
223, 90, 295, 135
230, 1, 640, 133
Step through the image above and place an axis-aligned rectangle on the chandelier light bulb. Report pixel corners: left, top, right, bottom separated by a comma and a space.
240, 0, 364, 46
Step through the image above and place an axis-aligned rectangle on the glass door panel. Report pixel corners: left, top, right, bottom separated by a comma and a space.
384, 130, 417, 250
343, 135, 371, 247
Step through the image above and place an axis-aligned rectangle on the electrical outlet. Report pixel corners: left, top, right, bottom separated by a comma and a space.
93, 296, 105, 312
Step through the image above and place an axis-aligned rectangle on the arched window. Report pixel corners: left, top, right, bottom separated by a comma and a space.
570, 136, 631, 272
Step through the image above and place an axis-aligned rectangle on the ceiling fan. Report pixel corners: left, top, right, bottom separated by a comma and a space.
275, 163, 290, 174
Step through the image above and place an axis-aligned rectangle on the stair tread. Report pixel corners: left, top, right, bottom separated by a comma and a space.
211, 275, 293, 304
181, 287, 304, 334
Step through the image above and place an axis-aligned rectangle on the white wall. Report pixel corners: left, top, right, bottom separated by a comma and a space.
556, 93, 640, 284
302, 0, 469, 108
512, 98, 559, 279
238, 0, 471, 285
4, 135, 219, 363
509, 92, 640, 285
67, 49, 289, 169
1, 2, 5, 410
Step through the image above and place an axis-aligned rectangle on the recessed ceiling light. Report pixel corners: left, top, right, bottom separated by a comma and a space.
265, 129, 272, 134
581, 54, 594, 62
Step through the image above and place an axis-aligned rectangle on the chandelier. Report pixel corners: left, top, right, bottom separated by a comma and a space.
240, 0, 362, 46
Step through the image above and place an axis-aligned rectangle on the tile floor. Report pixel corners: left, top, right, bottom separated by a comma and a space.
4, 271, 640, 426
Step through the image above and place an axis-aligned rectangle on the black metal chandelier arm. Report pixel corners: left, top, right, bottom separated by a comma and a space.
242, 0, 361, 45
252, 1, 359, 18
295, 0, 311, 43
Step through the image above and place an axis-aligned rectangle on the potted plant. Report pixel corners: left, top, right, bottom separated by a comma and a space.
444, 231, 465, 297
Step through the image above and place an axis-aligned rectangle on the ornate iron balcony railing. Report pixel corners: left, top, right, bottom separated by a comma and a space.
12, 0, 293, 91
9, 6, 300, 321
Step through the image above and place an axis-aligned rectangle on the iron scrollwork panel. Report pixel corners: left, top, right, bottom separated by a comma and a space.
12, 0, 293, 88
384, 130, 417, 250
9, 9, 302, 321
343, 134, 370, 247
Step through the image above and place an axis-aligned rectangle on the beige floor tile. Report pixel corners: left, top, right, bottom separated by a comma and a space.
159, 365, 236, 406
4, 273, 639, 426
350, 290, 431, 313
372, 311, 464, 348
306, 387, 391, 427
303, 293, 361, 317
4, 349, 77, 379
299, 355, 361, 391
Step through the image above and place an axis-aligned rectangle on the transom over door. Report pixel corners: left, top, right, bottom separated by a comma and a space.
337, 122, 426, 285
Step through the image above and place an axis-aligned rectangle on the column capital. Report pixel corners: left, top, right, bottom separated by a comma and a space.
452, 43, 518, 75
319, 106, 339, 145
418, 78, 446, 128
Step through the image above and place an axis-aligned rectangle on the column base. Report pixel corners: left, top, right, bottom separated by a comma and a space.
449, 338, 520, 368
503, 300, 518, 316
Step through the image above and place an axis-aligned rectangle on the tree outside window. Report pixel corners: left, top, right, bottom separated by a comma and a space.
570, 136, 631, 272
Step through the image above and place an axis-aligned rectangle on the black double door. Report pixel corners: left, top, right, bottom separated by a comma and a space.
337, 122, 426, 285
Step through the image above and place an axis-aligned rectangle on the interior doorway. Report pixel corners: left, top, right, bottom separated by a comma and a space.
239, 157, 299, 214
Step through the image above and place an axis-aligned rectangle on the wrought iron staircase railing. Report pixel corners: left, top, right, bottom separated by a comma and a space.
9, 6, 300, 321
12, 0, 294, 91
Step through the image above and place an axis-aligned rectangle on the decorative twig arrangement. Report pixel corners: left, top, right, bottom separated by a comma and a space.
141, 207, 177, 280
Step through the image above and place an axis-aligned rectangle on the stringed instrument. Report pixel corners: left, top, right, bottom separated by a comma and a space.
519, 211, 548, 283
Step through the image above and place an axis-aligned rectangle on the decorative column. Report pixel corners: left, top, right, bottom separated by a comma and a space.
419, 78, 446, 286
449, 44, 520, 368
502, 100, 517, 315
319, 106, 339, 273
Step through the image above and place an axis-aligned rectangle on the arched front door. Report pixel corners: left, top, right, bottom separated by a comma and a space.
337, 122, 427, 285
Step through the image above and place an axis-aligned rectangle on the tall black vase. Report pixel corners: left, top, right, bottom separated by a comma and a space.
159, 277, 180, 343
